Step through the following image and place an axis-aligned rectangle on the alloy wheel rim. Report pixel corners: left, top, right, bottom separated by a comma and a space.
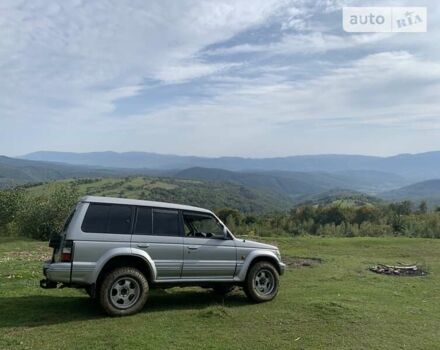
109, 277, 141, 309
253, 269, 275, 296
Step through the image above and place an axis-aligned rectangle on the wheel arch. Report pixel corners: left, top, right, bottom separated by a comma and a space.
92, 249, 157, 289
238, 251, 281, 281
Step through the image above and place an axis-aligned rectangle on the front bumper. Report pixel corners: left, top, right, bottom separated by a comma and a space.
279, 262, 286, 275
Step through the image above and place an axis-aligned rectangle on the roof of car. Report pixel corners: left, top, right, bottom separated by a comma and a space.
80, 196, 212, 214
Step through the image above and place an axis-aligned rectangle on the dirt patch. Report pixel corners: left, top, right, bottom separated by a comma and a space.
284, 256, 322, 268
369, 264, 427, 277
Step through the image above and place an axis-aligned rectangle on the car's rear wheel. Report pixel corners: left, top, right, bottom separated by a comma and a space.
99, 267, 149, 316
244, 261, 279, 302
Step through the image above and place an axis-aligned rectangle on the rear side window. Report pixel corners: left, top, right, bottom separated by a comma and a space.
82, 204, 109, 233
152, 209, 180, 236
108, 205, 132, 234
82, 203, 133, 234
134, 207, 152, 234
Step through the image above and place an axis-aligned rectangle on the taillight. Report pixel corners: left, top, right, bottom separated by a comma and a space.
61, 240, 73, 262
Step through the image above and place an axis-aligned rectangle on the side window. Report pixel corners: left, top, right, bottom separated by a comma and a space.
108, 205, 132, 234
153, 209, 180, 236
81, 203, 133, 234
82, 203, 110, 233
134, 207, 152, 235
183, 212, 224, 239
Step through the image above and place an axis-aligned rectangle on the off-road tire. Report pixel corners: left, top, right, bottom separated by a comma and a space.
244, 261, 279, 302
99, 267, 149, 316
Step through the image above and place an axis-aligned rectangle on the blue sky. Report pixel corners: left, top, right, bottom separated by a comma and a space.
0, 0, 439, 157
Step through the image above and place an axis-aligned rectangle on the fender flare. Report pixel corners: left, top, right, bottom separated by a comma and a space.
90, 247, 157, 284
237, 249, 281, 281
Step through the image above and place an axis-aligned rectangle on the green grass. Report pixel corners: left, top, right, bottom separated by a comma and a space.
1, 236, 440, 349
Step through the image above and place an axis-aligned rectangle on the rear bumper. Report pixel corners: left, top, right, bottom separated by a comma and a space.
43, 261, 71, 284
40, 278, 57, 289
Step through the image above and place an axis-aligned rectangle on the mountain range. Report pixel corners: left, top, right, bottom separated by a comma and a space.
22, 150, 440, 181
1, 150, 440, 208
0, 155, 162, 188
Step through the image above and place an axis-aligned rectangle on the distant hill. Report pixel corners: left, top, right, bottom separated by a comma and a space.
379, 179, 440, 207
1, 154, 408, 195
294, 189, 383, 208
0, 155, 163, 188
25, 176, 293, 213
175, 167, 407, 198
5, 153, 440, 211
175, 167, 326, 200
21, 150, 440, 180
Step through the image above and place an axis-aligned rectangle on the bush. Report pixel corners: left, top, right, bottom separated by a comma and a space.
0, 189, 23, 235
16, 184, 78, 240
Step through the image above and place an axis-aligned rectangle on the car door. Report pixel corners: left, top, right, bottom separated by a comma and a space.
131, 207, 183, 281
181, 211, 236, 279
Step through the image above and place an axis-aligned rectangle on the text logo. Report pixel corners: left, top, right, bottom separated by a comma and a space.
343, 7, 427, 33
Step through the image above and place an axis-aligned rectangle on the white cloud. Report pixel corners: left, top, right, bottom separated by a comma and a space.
0, 0, 290, 122
207, 32, 393, 56
0, 0, 439, 157
154, 62, 241, 84
111, 51, 440, 153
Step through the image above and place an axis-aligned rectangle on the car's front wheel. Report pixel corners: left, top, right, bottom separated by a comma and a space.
244, 261, 279, 302
99, 267, 149, 316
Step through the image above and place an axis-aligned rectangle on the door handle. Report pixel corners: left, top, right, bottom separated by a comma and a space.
137, 243, 150, 248
187, 246, 199, 250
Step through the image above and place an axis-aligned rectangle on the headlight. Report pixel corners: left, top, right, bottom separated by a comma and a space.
275, 250, 281, 260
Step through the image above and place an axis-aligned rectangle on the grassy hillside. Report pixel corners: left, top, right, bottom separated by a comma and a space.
1, 236, 440, 349
25, 176, 294, 213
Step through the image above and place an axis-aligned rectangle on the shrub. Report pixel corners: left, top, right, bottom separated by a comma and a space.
16, 184, 78, 240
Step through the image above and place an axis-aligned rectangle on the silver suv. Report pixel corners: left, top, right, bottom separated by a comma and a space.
41, 196, 285, 316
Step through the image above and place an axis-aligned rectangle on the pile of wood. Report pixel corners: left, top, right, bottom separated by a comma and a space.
369, 264, 426, 276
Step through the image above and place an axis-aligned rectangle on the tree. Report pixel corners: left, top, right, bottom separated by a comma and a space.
387, 201, 412, 234
215, 208, 242, 226
316, 206, 346, 226
293, 206, 315, 223
0, 189, 23, 232
243, 215, 257, 225
389, 201, 412, 216
354, 206, 380, 228
418, 200, 428, 214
